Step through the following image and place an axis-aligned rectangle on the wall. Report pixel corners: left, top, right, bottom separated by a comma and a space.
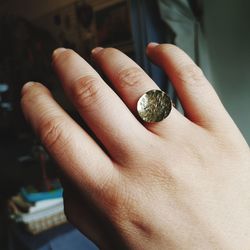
0, 0, 123, 20
204, 0, 250, 143
0, 0, 76, 20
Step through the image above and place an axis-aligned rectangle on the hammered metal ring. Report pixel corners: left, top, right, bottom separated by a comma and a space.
137, 89, 172, 123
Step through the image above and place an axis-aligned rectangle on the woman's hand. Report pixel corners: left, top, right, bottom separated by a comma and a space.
21, 44, 250, 249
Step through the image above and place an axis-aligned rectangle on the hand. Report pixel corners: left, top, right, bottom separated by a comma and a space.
21, 44, 250, 249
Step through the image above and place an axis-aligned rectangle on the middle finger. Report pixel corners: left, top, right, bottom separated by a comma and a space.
52, 48, 148, 162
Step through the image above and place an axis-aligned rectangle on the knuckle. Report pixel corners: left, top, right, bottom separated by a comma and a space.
118, 67, 145, 88
176, 63, 205, 87
71, 76, 101, 110
39, 117, 67, 150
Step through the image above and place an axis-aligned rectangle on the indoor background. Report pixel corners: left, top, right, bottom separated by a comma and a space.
0, 0, 249, 249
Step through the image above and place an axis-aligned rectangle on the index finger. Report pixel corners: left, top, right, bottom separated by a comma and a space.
21, 82, 117, 196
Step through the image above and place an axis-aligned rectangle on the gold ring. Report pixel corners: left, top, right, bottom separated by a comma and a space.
137, 89, 172, 123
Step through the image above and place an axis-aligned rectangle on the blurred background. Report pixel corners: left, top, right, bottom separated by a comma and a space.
0, 0, 249, 249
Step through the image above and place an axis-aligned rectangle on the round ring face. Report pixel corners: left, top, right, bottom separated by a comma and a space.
137, 90, 172, 123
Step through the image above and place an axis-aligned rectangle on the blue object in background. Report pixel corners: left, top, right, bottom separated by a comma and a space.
20, 188, 63, 203
130, 0, 167, 90
9, 223, 98, 250
38, 227, 98, 250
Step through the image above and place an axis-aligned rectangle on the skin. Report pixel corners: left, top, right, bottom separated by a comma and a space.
21, 43, 250, 249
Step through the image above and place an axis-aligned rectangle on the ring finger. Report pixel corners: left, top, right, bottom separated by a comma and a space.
91, 47, 187, 136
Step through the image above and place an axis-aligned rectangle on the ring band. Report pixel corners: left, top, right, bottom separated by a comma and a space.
137, 89, 172, 123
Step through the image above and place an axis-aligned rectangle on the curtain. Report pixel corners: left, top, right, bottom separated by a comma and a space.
130, 0, 169, 91
157, 0, 213, 82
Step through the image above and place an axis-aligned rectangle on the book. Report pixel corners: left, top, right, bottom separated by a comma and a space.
20, 179, 63, 203
9, 196, 67, 234
16, 200, 64, 223
8, 179, 67, 234
29, 197, 63, 213
20, 187, 63, 203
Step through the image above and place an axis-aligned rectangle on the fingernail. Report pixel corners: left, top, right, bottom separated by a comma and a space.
91, 47, 103, 55
53, 48, 67, 57
22, 81, 36, 96
147, 42, 159, 49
